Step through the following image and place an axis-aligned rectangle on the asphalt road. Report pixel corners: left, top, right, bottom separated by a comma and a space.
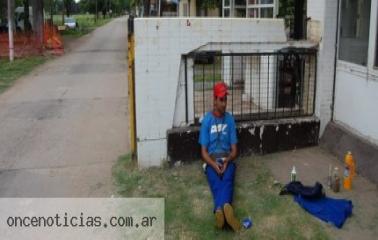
0, 17, 129, 197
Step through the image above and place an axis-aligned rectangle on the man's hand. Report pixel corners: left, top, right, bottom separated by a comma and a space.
211, 162, 222, 175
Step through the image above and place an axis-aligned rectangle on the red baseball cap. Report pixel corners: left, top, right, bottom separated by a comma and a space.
213, 82, 228, 98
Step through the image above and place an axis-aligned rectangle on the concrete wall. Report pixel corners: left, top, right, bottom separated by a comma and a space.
307, 0, 338, 136
134, 18, 287, 167
321, 122, 378, 186
168, 117, 320, 163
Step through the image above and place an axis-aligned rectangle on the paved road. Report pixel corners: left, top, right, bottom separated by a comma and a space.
0, 17, 129, 197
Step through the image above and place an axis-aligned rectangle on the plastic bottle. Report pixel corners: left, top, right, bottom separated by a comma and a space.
332, 167, 340, 193
290, 166, 297, 182
327, 164, 332, 189
343, 166, 352, 190
344, 151, 356, 178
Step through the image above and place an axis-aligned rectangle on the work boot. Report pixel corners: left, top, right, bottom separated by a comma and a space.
215, 208, 225, 229
223, 203, 241, 232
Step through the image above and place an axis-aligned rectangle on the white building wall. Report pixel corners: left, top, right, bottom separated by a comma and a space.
307, 0, 338, 136
333, 0, 378, 145
334, 68, 378, 145
309, 0, 378, 144
134, 18, 286, 167
307, 0, 325, 21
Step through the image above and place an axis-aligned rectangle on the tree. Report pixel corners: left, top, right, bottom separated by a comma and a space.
278, 0, 295, 18
0, 1, 5, 20
196, 0, 221, 16
277, 0, 295, 30
77, 0, 128, 19
63, 0, 73, 16
22, 0, 32, 32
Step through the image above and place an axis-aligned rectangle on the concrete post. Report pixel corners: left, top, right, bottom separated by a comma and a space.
7, 0, 14, 62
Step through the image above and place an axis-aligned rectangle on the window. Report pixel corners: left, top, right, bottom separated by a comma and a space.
223, 0, 231, 17
235, 0, 247, 17
248, 8, 258, 18
339, 0, 371, 66
224, 8, 231, 17
246, 0, 275, 18
235, 0, 246, 6
261, 7, 273, 18
260, 0, 273, 4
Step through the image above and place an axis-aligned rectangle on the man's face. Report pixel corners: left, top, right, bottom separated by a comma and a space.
214, 96, 227, 115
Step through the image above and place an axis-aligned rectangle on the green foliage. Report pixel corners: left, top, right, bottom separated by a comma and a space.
196, 0, 221, 10
79, 0, 129, 15
278, 0, 295, 18
277, 0, 295, 29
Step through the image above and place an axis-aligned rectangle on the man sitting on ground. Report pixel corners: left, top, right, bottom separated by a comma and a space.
198, 82, 241, 232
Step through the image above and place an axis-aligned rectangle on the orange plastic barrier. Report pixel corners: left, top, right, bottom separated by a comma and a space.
43, 23, 64, 55
0, 22, 64, 58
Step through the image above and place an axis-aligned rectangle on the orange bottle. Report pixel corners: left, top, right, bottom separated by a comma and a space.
343, 166, 352, 190
344, 151, 356, 178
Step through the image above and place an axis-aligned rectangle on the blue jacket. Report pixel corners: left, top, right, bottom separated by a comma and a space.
294, 195, 353, 228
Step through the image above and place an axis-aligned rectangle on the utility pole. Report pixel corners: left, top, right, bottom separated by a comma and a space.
7, 0, 14, 62
158, 0, 161, 17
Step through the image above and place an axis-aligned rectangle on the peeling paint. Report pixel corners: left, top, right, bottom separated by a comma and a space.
167, 117, 319, 163
260, 125, 265, 140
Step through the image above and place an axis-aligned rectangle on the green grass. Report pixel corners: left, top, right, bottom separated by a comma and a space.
113, 154, 331, 240
194, 72, 222, 83
0, 56, 47, 94
194, 63, 222, 83
52, 14, 113, 37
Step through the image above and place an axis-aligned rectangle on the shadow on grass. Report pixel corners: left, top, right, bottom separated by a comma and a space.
113, 154, 331, 240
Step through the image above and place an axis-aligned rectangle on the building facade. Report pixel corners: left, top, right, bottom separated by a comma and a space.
307, 0, 378, 144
